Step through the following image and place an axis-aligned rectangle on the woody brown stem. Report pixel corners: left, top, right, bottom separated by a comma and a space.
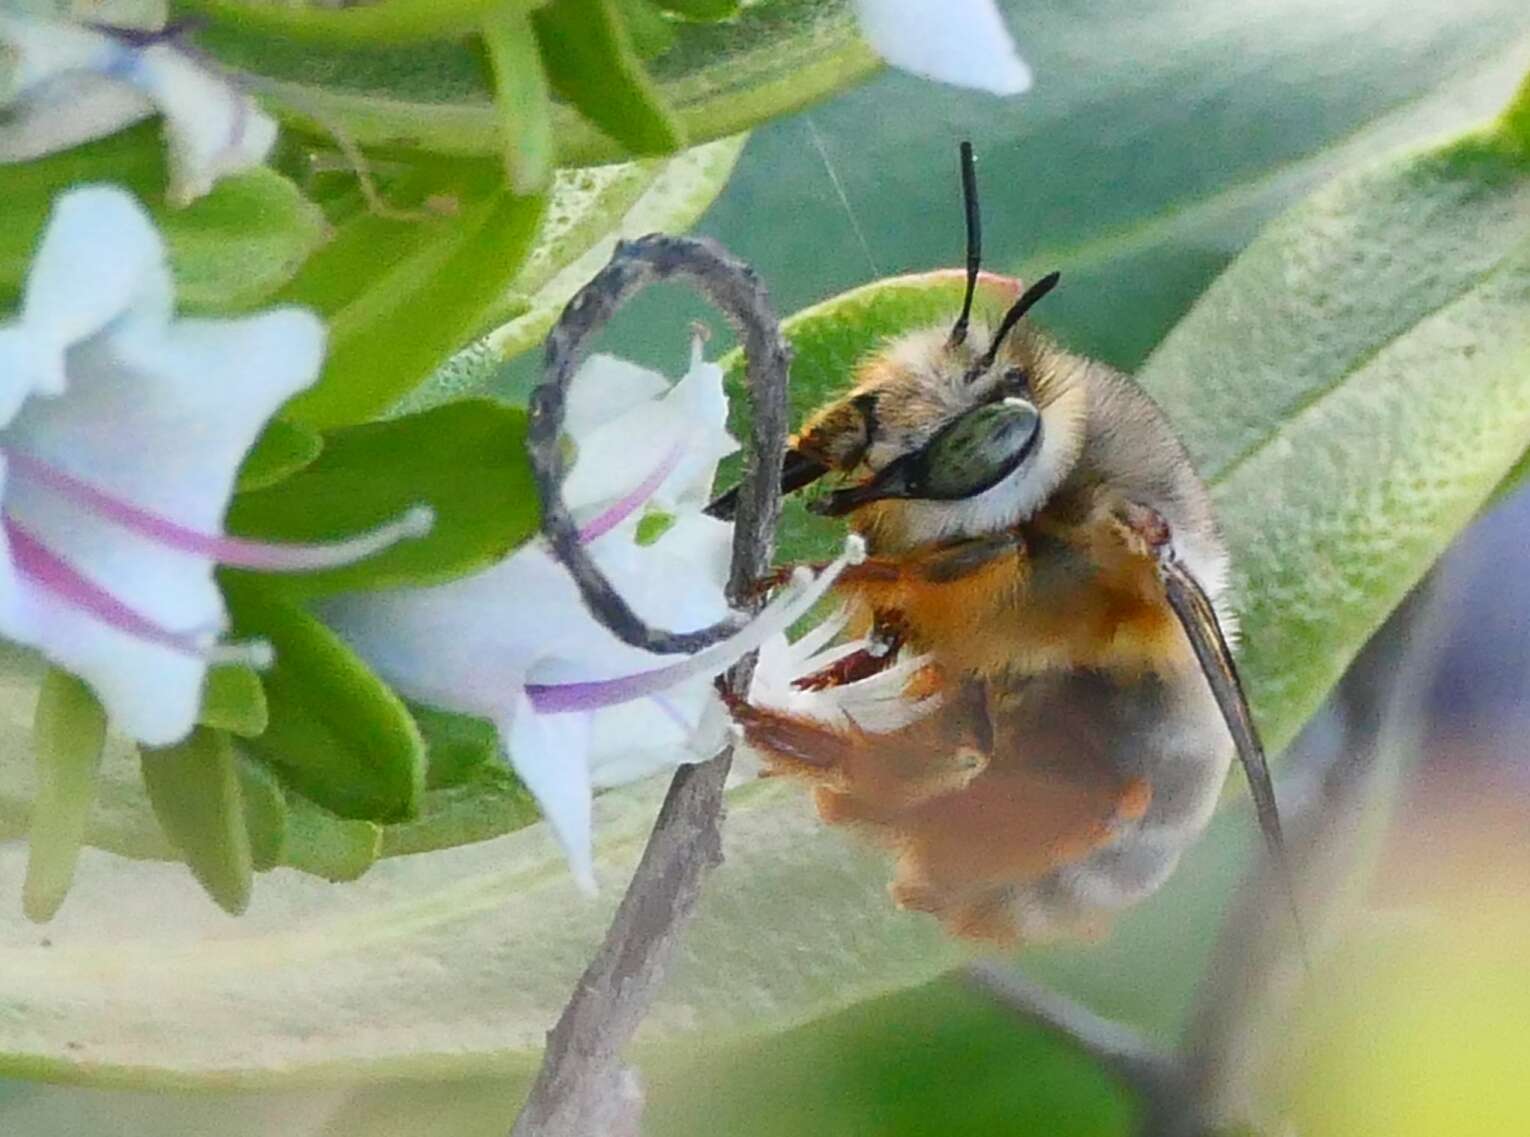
510, 234, 790, 1137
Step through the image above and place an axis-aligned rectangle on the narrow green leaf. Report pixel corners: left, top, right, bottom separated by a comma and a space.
282, 792, 383, 882
0, 124, 328, 313
533, 0, 685, 156
198, 667, 269, 738
22, 670, 107, 923
234, 752, 288, 873
380, 762, 541, 857
615, 0, 679, 60
403, 134, 746, 410
481, 6, 556, 196
412, 704, 502, 789
1498, 69, 1530, 151
140, 729, 254, 916
275, 159, 548, 428
226, 400, 539, 596
224, 578, 426, 821
192, 0, 873, 164
172, 0, 520, 44
235, 420, 324, 494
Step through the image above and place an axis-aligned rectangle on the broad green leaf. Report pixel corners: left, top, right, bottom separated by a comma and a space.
271, 157, 547, 429
653, 0, 738, 17
533, 0, 685, 156
481, 6, 556, 195
139, 729, 254, 916
172, 0, 520, 44
676, 1, 1530, 372
225, 400, 538, 596
191, 0, 876, 164
1139, 128, 1530, 754
235, 420, 324, 494
197, 667, 268, 738
404, 133, 746, 411
0, 125, 327, 313
0, 117, 1520, 1084
22, 671, 106, 923
224, 579, 426, 821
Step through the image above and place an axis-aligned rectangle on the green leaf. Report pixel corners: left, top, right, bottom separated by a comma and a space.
273, 157, 548, 428
0, 124, 328, 313
225, 400, 538, 597
652, 0, 739, 18
533, 0, 684, 157
22, 670, 107, 923
235, 420, 324, 494
171, 0, 519, 44
198, 667, 269, 738
1139, 128, 1530, 753
412, 704, 501, 789
224, 578, 426, 821
140, 729, 254, 916
234, 752, 288, 873
402, 133, 746, 411
480, 6, 557, 195
380, 762, 540, 857
282, 791, 382, 882
189, 0, 875, 164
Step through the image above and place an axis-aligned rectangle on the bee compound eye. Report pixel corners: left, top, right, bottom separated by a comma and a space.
914, 398, 1042, 500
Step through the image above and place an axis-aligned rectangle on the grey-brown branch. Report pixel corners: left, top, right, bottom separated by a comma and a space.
510, 234, 791, 1137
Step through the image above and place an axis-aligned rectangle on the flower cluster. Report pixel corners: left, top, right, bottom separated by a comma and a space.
0, 5, 1028, 903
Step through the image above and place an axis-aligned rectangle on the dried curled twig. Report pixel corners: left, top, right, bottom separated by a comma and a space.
511, 234, 791, 1137
527, 234, 792, 655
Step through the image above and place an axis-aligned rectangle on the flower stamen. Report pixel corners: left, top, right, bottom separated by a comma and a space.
576, 444, 684, 545
526, 535, 868, 714
5, 447, 434, 571
5, 517, 263, 666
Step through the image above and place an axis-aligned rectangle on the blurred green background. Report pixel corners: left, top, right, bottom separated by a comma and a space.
7, 0, 1530, 1132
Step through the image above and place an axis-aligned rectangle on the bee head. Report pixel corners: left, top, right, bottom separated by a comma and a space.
706, 143, 1087, 543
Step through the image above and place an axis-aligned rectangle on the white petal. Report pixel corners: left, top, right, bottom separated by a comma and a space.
0, 16, 122, 105
504, 692, 597, 892
0, 73, 153, 164
21, 186, 171, 363
564, 353, 671, 439
0, 308, 322, 742
130, 43, 278, 206
585, 680, 715, 789
853, 0, 1032, 95
563, 354, 737, 514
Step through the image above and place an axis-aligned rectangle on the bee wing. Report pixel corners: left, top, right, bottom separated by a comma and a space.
1154, 547, 1288, 867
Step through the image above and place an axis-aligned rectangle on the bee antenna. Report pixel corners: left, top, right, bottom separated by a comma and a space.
948, 141, 982, 348
974, 270, 1062, 375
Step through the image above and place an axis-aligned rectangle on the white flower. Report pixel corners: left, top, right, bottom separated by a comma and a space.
853, 0, 1032, 96
319, 347, 861, 890
0, 185, 430, 745
0, 15, 276, 203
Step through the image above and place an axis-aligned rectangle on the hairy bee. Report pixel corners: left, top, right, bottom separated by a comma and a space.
711, 144, 1287, 945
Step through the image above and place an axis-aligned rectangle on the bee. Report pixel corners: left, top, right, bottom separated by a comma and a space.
709, 143, 1290, 945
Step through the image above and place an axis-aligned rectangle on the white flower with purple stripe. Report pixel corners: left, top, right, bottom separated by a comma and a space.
0, 14, 276, 204
0, 185, 430, 745
320, 347, 862, 890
